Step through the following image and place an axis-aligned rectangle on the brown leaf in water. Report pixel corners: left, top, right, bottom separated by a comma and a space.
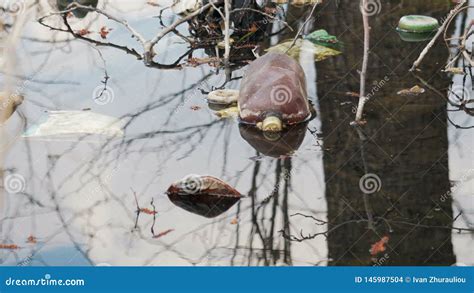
345, 92, 360, 97
139, 208, 157, 215
0, 244, 20, 249
146, 0, 159, 6
77, 29, 91, 36
190, 105, 201, 111
167, 175, 241, 218
100, 26, 111, 39
444, 67, 465, 75
26, 235, 37, 244
397, 85, 425, 96
249, 23, 258, 33
370, 236, 389, 256
153, 229, 174, 239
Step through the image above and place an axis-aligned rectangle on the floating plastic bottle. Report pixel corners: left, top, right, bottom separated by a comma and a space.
397, 15, 440, 33
238, 53, 311, 132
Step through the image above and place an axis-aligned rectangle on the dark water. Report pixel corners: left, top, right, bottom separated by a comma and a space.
0, 0, 473, 266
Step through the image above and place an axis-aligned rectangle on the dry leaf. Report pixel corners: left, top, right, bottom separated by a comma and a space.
27, 235, 37, 244
153, 229, 174, 239
77, 29, 91, 36
345, 92, 360, 97
444, 67, 465, 75
147, 0, 159, 6
230, 218, 239, 225
139, 208, 157, 215
100, 26, 111, 39
370, 236, 389, 256
0, 244, 20, 249
397, 85, 425, 96
249, 23, 258, 33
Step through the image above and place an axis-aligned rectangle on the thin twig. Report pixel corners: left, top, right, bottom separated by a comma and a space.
354, 0, 371, 122
410, 0, 467, 71
286, 0, 321, 53
223, 0, 231, 65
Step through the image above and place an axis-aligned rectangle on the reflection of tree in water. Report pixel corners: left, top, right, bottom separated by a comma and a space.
287, 0, 472, 265
230, 158, 294, 265
1, 0, 473, 266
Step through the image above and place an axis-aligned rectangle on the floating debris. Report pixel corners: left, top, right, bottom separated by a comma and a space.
23, 111, 124, 140
166, 175, 241, 218
444, 67, 465, 75
305, 29, 341, 50
238, 53, 312, 132
207, 89, 239, 105
397, 85, 426, 96
397, 15, 440, 33
266, 39, 341, 61
214, 106, 239, 119
153, 229, 174, 239
396, 15, 439, 42
0, 244, 20, 250
139, 208, 157, 215
26, 235, 37, 244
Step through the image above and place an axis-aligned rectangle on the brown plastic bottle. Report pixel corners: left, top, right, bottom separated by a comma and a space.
238, 53, 311, 132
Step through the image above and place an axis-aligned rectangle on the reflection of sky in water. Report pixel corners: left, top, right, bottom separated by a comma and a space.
1, 1, 327, 266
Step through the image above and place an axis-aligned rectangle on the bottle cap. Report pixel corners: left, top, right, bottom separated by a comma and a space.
262, 116, 283, 132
